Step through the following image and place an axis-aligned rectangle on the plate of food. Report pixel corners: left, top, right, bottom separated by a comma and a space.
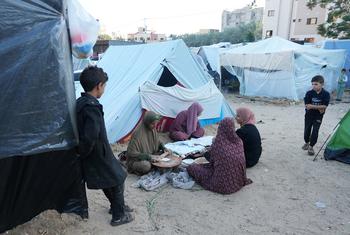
151, 152, 182, 168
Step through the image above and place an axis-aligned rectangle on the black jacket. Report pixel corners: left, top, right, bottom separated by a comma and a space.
236, 124, 262, 168
76, 93, 126, 189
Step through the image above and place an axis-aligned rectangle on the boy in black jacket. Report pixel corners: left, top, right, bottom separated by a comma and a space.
302, 75, 330, 156
76, 66, 133, 226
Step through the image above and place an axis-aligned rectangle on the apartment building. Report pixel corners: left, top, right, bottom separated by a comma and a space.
222, 6, 264, 31
263, 0, 327, 43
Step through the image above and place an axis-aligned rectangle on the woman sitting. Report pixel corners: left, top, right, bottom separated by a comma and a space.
187, 118, 252, 194
169, 102, 205, 141
126, 111, 163, 175
235, 107, 262, 168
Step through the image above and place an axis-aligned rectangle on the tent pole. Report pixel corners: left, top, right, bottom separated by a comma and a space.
313, 122, 340, 161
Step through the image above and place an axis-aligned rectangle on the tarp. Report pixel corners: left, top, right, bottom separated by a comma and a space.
0, 0, 78, 158
320, 39, 350, 87
219, 37, 346, 100
0, 0, 86, 232
140, 80, 223, 119
324, 110, 350, 164
76, 40, 234, 143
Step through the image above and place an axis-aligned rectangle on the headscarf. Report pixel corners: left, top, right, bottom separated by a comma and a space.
186, 102, 203, 135
143, 111, 161, 129
212, 118, 242, 150
127, 111, 161, 162
236, 107, 256, 125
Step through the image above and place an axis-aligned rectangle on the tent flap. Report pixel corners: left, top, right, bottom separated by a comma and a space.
140, 80, 224, 119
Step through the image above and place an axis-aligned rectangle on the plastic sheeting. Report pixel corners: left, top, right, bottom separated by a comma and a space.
320, 40, 350, 87
68, 0, 99, 58
76, 40, 234, 143
220, 37, 346, 100
140, 81, 223, 119
0, 0, 78, 158
0, 149, 85, 233
0, 1, 86, 233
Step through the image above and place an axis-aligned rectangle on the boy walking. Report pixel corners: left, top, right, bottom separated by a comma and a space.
302, 75, 330, 156
76, 66, 134, 226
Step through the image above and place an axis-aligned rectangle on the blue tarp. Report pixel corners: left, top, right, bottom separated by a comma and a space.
321, 40, 350, 87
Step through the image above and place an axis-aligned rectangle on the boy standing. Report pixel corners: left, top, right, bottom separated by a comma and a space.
336, 68, 348, 101
76, 66, 133, 226
302, 75, 330, 156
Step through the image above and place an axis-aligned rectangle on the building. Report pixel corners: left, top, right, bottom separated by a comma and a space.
127, 27, 166, 43
198, 29, 220, 34
262, 0, 327, 43
222, 7, 264, 31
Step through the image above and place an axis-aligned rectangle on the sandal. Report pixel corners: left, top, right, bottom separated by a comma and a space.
110, 212, 134, 226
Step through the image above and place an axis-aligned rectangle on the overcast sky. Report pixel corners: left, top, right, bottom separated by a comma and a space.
78, 0, 265, 37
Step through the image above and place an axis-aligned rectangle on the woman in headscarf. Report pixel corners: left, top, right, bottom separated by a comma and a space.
169, 102, 205, 141
126, 111, 163, 175
235, 107, 262, 168
187, 118, 252, 194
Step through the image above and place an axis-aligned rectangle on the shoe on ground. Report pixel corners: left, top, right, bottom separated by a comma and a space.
302, 143, 309, 150
308, 146, 315, 156
110, 212, 134, 226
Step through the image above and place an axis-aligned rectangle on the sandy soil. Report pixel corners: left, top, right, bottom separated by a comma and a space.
5, 94, 350, 235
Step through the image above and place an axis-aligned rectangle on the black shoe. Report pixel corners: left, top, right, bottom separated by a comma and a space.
109, 205, 134, 214
110, 212, 134, 226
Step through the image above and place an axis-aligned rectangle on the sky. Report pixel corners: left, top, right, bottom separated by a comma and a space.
78, 0, 265, 37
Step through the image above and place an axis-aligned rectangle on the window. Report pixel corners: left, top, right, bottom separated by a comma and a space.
298, 19, 302, 22
266, 30, 273, 37
147, 37, 150, 40
293, 19, 296, 22
268, 10, 275, 17
306, 17, 317, 25
160, 38, 164, 41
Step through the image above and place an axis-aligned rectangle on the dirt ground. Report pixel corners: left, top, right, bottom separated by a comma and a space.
5, 94, 350, 235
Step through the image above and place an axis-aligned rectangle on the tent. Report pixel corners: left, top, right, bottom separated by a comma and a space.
0, 0, 87, 232
320, 39, 350, 87
76, 40, 235, 143
220, 37, 346, 100
324, 110, 350, 164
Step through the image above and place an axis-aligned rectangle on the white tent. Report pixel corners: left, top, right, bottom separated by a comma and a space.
220, 37, 346, 100
77, 40, 234, 143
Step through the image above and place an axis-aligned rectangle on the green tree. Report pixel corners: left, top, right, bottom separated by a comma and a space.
307, 0, 350, 39
98, 34, 112, 40
176, 22, 262, 47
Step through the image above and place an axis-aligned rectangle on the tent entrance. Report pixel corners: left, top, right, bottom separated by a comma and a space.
221, 66, 240, 93
157, 66, 178, 87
